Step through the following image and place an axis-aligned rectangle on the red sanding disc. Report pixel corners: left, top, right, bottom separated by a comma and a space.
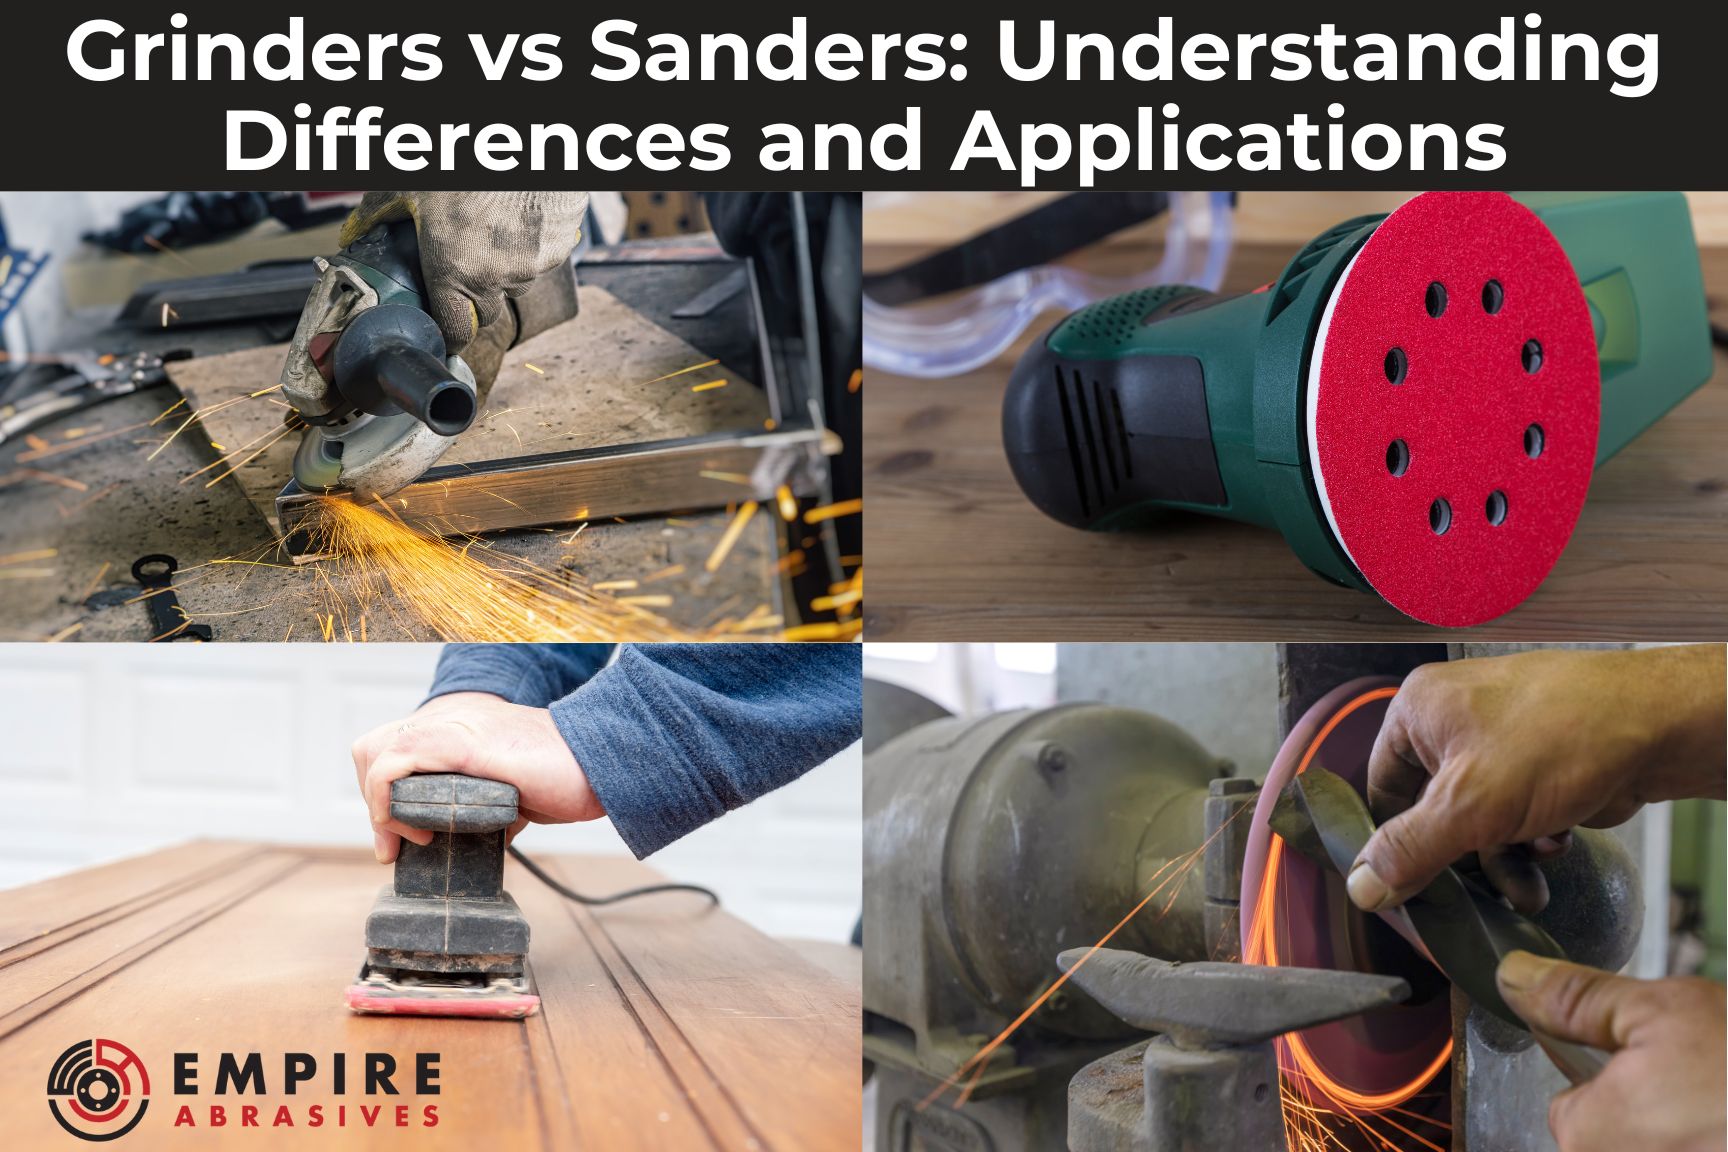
1306, 192, 1599, 627
1240, 679, 1451, 1108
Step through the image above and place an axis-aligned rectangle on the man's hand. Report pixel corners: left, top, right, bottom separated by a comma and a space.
1348, 646, 1726, 913
1497, 951, 1726, 1152
351, 691, 604, 864
339, 191, 588, 355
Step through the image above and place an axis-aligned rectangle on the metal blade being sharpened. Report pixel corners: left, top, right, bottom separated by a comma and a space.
1269, 767, 1609, 1085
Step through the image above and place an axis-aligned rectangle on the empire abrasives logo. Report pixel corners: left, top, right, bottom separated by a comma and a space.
46, 1039, 151, 1142
44, 1044, 442, 1138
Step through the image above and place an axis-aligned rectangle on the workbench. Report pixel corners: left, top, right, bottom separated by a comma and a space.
0, 249, 791, 642
862, 244, 1728, 641
0, 841, 861, 1150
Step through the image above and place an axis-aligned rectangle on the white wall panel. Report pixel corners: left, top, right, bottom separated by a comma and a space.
0, 644, 861, 943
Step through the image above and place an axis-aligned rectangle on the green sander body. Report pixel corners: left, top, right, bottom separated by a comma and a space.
1003, 191, 1712, 626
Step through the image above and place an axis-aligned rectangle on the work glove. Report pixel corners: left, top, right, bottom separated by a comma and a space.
338, 191, 589, 356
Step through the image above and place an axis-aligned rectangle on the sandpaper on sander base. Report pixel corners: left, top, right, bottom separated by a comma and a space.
1306, 192, 1600, 627
1240, 679, 1451, 1105
345, 963, 541, 1020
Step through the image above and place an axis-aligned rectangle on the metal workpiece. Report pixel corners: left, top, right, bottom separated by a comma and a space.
1062, 949, 1408, 1152
1056, 949, 1410, 1049
276, 424, 836, 554
1270, 767, 1617, 1085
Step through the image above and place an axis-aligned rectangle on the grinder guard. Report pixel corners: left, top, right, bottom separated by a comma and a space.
282, 220, 478, 501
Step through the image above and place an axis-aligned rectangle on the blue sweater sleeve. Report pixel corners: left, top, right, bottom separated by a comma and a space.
426, 644, 615, 707
549, 644, 861, 857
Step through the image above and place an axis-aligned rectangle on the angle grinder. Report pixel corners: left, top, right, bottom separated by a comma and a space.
1003, 191, 1713, 626
279, 219, 480, 503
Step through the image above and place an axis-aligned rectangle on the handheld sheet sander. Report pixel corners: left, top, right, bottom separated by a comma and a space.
1004, 191, 1713, 626
347, 774, 539, 1019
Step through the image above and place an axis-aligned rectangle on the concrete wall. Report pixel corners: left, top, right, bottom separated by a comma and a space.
1055, 643, 1281, 781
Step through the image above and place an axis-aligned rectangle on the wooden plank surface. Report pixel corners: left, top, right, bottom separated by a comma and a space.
0, 843, 859, 1150
166, 285, 769, 532
863, 243, 1728, 641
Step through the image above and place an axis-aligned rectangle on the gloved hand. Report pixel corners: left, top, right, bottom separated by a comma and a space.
338, 191, 589, 355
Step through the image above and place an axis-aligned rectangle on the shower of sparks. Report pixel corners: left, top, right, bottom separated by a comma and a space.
148, 385, 282, 461
45, 355, 862, 643
180, 416, 305, 488
296, 497, 701, 642
1238, 684, 1454, 1151
638, 359, 719, 386
704, 500, 758, 573
803, 498, 862, 524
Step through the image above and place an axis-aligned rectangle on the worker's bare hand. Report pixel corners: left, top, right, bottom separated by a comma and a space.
1497, 951, 1726, 1152
1348, 646, 1725, 914
351, 691, 604, 864
339, 191, 588, 354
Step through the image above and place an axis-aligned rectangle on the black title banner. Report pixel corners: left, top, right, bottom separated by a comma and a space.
3, 2, 1711, 188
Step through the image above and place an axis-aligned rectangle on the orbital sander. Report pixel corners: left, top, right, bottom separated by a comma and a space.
280, 219, 481, 504
347, 774, 540, 1019
1004, 191, 1713, 626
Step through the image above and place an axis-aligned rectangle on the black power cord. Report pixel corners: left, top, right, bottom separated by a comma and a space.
508, 844, 720, 908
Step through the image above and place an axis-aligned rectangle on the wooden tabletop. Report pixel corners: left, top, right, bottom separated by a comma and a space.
0, 841, 860, 1150
862, 244, 1728, 641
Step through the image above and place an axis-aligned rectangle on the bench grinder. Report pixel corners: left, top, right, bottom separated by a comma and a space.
862, 654, 1646, 1152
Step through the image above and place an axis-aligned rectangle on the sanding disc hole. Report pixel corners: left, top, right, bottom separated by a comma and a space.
1486, 489, 1508, 526
1384, 347, 1408, 385
1482, 279, 1505, 314
1522, 339, 1544, 374
1429, 498, 1452, 535
1386, 439, 1410, 476
1524, 423, 1545, 458
1425, 281, 1448, 318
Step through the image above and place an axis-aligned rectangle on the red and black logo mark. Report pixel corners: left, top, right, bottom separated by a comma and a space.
46, 1039, 151, 1142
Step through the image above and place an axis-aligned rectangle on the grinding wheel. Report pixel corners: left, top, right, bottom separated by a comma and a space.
1240, 678, 1452, 1111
